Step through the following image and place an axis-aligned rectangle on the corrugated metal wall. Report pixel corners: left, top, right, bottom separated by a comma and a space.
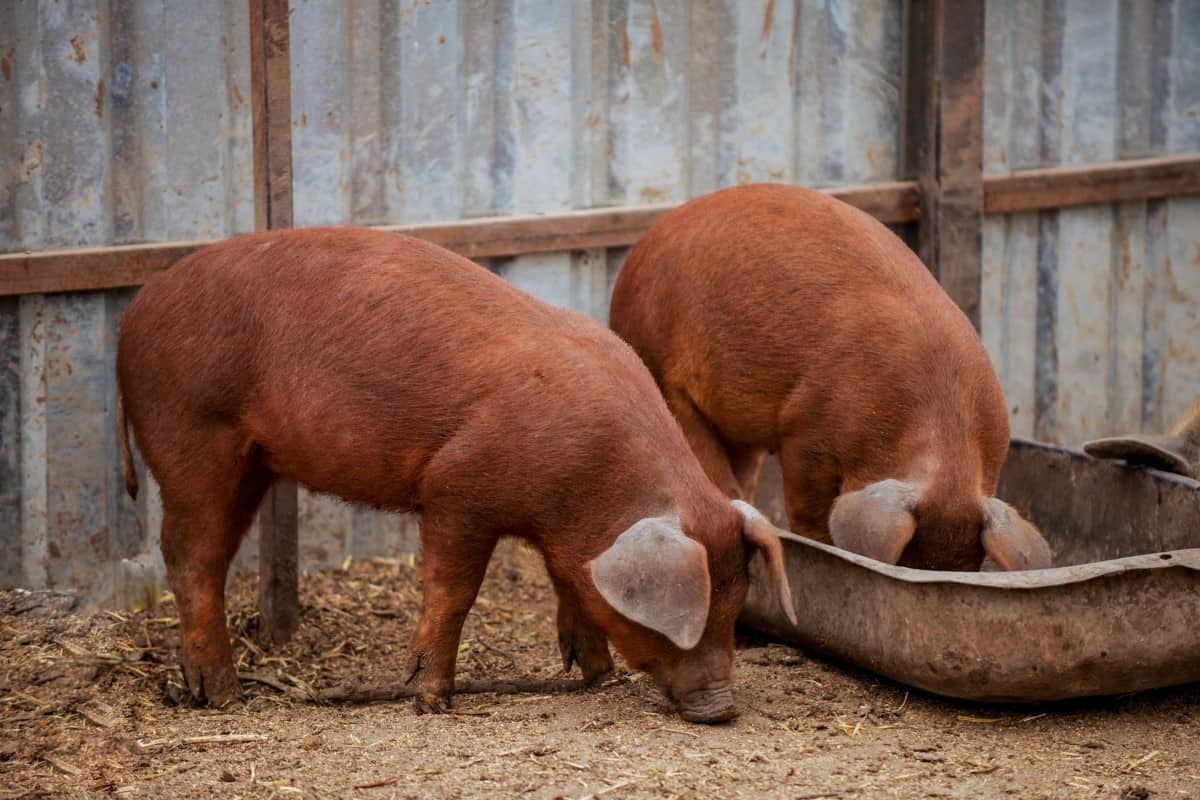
0, 0, 256, 600
1, 0, 1196, 603
981, 0, 1200, 446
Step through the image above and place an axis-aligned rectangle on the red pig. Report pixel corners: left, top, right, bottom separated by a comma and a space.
609, 183, 1051, 572
116, 227, 796, 723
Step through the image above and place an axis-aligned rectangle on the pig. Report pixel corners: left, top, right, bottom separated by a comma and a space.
609, 183, 1052, 572
115, 226, 796, 723
1083, 397, 1200, 479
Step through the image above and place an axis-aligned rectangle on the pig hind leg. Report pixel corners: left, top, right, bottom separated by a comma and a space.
663, 386, 745, 499
404, 513, 497, 712
778, 436, 841, 543
153, 427, 271, 706
727, 443, 767, 503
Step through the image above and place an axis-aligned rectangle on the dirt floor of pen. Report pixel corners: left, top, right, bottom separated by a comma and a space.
1, 539, 1196, 799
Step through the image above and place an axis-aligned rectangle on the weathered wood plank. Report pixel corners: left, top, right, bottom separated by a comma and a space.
249, 0, 298, 646
984, 154, 1200, 215
5, 153, 1197, 300
903, 0, 986, 328
0, 181, 920, 296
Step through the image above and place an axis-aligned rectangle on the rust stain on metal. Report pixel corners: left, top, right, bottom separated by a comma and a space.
0, 49, 12, 81
620, 17, 630, 69
761, 0, 777, 41
68, 35, 87, 65
94, 79, 104, 120
650, 1, 664, 60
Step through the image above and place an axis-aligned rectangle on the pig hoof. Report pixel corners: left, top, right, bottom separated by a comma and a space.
581, 664, 615, 686
414, 693, 451, 715
182, 661, 243, 708
558, 634, 614, 685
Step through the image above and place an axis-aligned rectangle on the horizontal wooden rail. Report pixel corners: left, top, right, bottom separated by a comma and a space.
0, 182, 917, 297
2, 154, 1197, 297
984, 154, 1200, 215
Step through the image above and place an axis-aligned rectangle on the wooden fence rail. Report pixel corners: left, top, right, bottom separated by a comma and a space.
2, 156, 1197, 299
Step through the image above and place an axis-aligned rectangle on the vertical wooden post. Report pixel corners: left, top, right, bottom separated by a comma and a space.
249, 0, 299, 645
901, 0, 986, 329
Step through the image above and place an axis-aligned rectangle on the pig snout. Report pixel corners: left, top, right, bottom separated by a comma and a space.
657, 646, 739, 724
676, 683, 738, 724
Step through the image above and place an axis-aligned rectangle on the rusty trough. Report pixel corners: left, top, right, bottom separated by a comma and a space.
741, 437, 1200, 702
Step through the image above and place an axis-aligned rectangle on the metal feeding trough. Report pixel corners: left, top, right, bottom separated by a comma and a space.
740, 437, 1200, 702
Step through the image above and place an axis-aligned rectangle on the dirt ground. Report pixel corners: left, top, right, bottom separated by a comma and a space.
1, 541, 1197, 799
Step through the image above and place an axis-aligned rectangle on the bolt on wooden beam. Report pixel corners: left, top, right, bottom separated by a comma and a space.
902, 0, 986, 330
249, 0, 299, 647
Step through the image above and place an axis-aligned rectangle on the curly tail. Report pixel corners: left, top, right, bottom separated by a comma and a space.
117, 389, 139, 500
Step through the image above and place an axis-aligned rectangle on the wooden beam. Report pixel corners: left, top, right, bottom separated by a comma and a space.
0, 240, 207, 296
984, 154, 1200, 215
0, 181, 918, 296
902, 0, 986, 329
249, 0, 299, 647
3, 156, 1199, 298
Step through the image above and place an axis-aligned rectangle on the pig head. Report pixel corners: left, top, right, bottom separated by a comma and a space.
582, 501, 796, 722
828, 479, 1052, 571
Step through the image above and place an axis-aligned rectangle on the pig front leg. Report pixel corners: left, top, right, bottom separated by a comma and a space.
555, 588, 614, 684
404, 516, 497, 713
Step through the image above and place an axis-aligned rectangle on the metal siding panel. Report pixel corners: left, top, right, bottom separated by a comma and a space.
569, 0, 611, 321
162, 2, 239, 239
290, 0, 352, 227
1051, 0, 1120, 447
498, 1, 576, 308
35, 2, 117, 601
400, 0, 464, 222
0, 298, 21, 586
1161, 1, 1200, 425
840, 0, 902, 183
731, 0, 795, 184
981, 0, 1044, 438
1106, 0, 1155, 437
0, 9, 26, 585
793, 0, 902, 186
683, 0, 729, 196
348, 0, 385, 225
621, 0, 687, 203
18, 296, 48, 588
462, 0, 502, 217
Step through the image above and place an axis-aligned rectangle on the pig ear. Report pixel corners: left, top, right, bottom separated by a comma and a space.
588, 516, 711, 650
1083, 434, 1194, 478
828, 479, 920, 565
732, 501, 798, 628
981, 498, 1053, 571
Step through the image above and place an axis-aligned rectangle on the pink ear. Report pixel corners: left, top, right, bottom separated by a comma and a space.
980, 499, 1053, 571
589, 515, 711, 650
1083, 434, 1195, 478
732, 501, 798, 628
828, 480, 921, 565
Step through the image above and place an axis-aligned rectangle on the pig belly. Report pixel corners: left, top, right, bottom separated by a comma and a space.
242, 389, 443, 513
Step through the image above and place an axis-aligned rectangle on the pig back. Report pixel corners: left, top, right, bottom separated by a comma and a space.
610, 183, 1006, 465
119, 227, 697, 518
